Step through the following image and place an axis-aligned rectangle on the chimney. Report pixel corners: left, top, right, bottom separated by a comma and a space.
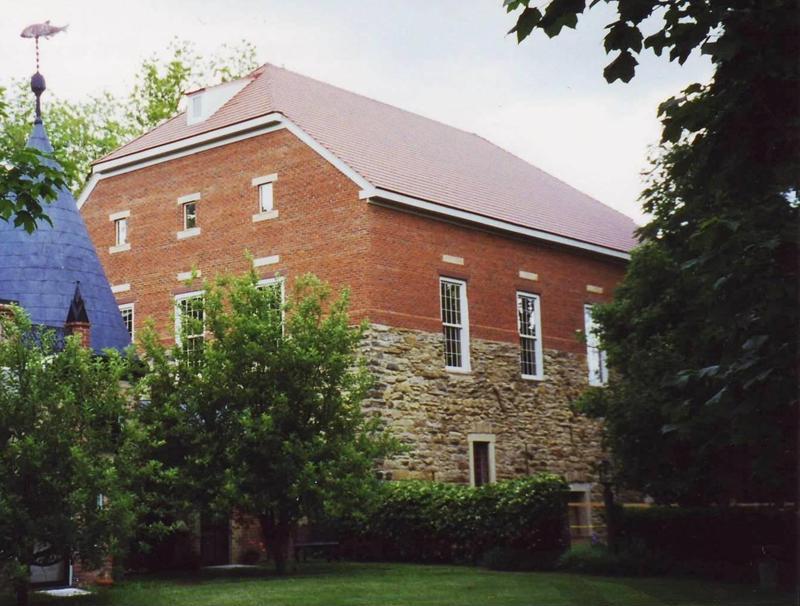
65, 282, 91, 348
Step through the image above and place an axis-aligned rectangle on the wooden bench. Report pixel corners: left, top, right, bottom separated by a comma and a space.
293, 541, 340, 562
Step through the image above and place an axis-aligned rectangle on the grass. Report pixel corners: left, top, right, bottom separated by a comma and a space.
7, 562, 794, 606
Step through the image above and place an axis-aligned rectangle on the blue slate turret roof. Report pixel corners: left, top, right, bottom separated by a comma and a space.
0, 120, 130, 352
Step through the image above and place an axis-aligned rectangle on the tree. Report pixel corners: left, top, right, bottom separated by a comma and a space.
0, 92, 67, 233
507, 0, 798, 504
0, 308, 134, 606
138, 272, 396, 573
0, 39, 258, 196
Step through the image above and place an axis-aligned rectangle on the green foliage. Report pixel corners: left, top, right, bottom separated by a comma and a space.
507, 0, 799, 504
137, 271, 396, 573
0, 92, 67, 233
126, 39, 257, 133
333, 475, 568, 564
0, 39, 257, 198
0, 308, 134, 604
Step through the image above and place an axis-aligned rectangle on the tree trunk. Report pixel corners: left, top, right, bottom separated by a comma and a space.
13, 577, 29, 606
602, 481, 617, 552
259, 510, 292, 575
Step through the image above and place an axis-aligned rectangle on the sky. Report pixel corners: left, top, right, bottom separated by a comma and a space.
2, 1, 713, 224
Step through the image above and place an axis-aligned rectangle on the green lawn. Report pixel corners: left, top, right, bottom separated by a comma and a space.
10, 562, 793, 606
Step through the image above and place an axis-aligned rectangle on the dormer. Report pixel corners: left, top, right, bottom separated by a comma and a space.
185, 77, 251, 126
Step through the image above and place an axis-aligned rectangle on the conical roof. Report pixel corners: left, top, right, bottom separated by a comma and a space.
0, 121, 130, 352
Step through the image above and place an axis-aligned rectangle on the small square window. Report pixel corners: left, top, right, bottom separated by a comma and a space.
115, 218, 128, 246
183, 202, 197, 230
258, 183, 273, 214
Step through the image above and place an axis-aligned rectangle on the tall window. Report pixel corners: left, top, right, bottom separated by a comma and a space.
258, 182, 273, 214
516, 292, 543, 379
119, 303, 134, 340
175, 292, 205, 354
114, 217, 128, 246
468, 434, 496, 487
183, 202, 197, 230
257, 277, 285, 326
440, 277, 470, 371
584, 304, 608, 386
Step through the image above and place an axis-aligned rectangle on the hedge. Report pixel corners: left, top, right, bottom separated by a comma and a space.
329, 474, 569, 565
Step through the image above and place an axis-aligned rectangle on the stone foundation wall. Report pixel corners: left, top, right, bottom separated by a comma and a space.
362, 324, 604, 486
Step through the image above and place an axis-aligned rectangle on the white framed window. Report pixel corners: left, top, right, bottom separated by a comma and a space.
468, 433, 496, 487
175, 291, 205, 353
439, 277, 470, 371
516, 291, 543, 379
584, 304, 608, 386
251, 174, 278, 222
114, 218, 128, 246
257, 277, 285, 323
183, 201, 197, 230
119, 303, 134, 340
258, 183, 273, 214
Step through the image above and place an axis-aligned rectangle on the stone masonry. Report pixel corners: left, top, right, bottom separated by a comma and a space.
362, 324, 604, 485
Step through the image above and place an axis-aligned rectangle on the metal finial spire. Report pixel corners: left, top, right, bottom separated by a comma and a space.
20, 21, 68, 123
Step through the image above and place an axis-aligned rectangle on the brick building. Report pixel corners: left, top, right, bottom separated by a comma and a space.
79, 64, 637, 561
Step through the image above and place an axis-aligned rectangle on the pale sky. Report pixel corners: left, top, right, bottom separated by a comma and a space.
2, 1, 713, 224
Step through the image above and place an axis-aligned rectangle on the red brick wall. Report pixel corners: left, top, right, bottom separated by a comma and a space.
365, 204, 626, 354
82, 128, 626, 352
83, 129, 371, 342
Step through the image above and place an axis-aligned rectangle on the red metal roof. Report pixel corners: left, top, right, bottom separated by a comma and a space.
100, 64, 638, 254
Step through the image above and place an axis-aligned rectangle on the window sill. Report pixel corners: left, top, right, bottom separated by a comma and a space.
445, 367, 472, 375
177, 227, 201, 240
252, 209, 279, 223
521, 374, 546, 382
108, 243, 131, 254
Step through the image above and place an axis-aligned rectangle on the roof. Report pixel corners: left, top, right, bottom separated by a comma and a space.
99, 64, 638, 254
0, 121, 131, 352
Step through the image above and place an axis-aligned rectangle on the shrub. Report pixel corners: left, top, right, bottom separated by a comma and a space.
615, 506, 796, 583
333, 474, 568, 565
557, 541, 669, 577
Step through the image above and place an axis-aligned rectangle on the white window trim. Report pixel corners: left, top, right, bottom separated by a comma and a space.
108, 209, 130, 221
584, 304, 609, 386
252, 209, 279, 223
114, 217, 128, 246
468, 433, 496, 487
118, 303, 135, 341
517, 291, 545, 381
174, 290, 205, 346
109, 242, 131, 254
257, 277, 286, 331
439, 277, 471, 372
252, 255, 280, 268
177, 227, 201, 240
257, 276, 285, 300
177, 192, 201, 204
251, 173, 278, 187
